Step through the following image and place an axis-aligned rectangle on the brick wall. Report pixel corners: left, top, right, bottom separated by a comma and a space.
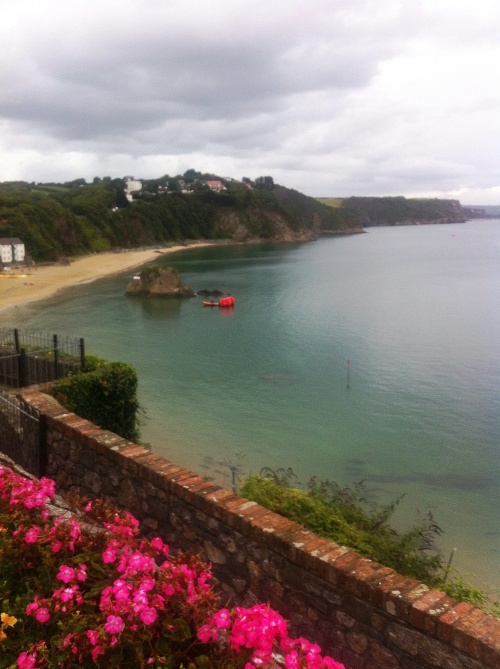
14, 388, 500, 669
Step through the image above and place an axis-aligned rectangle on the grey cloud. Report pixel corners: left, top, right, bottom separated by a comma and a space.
6, 1, 396, 144
1, 0, 500, 203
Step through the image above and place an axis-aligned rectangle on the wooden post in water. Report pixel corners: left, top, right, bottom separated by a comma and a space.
346, 359, 351, 390
230, 465, 237, 493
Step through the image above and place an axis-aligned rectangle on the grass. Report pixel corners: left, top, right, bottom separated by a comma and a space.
316, 198, 344, 208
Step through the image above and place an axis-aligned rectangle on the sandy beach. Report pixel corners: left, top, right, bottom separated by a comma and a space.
0, 243, 212, 314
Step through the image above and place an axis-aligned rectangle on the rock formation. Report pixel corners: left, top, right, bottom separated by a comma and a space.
125, 266, 195, 297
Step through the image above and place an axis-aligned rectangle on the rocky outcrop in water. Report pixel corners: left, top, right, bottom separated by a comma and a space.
125, 266, 195, 297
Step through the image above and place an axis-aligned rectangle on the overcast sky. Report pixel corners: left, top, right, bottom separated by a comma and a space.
1, 0, 499, 204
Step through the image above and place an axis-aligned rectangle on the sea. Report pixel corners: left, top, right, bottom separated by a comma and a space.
3, 220, 499, 591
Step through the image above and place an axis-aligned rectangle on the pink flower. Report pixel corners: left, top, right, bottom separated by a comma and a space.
68, 519, 81, 541
91, 646, 104, 662
139, 575, 155, 592
51, 540, 63, 553
25, 601, 39, 616
35, 607, 50, 623
151, 593, 165, 609
322, 658, 344, 669
161, 583, 175, 597
86, 629, 99, 646
112, 579, 131, 602
60, 587, 76, 603
285, 650, 299, 669
104, 615, 124, 635
24, 526, 41, 544
214, 608, 231, 629
57, 565, 76, 584
151, 537, 163, 551
102, 548, 117, 564
17, 651, 37, 669
76, 564, 87, 581
198, 624, 218, 643
139, 606, 157, 626
132, 590, 148, 611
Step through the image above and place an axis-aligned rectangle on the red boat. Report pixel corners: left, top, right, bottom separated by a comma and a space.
202, 295, 235, 308
219, 296, 235, 307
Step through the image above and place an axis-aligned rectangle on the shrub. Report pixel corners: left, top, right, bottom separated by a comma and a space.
49, 355, 140, 442
240, 469, 443, 584
240, 469, 500, 615
0, 465, 344, 669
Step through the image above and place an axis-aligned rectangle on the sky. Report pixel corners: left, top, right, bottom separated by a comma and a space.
1, 0, 500, 204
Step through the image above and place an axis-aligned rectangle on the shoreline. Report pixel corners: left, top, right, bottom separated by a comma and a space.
0, 242, 216, 315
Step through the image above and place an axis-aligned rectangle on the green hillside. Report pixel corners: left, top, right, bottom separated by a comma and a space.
318, 195, 467, 226
0, 174, 471, 263
0, 174, 359, 262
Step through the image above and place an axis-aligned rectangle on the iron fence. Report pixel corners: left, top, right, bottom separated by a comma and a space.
0, 389, 46, 477
0, 328, 85, 388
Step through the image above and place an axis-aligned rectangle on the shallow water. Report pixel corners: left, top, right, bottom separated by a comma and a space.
4, 220, 499, 589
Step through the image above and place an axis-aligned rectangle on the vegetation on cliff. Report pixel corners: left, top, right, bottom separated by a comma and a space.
0, 172, 472, 262
0, 173, 356, 262
318, 195, 467, 226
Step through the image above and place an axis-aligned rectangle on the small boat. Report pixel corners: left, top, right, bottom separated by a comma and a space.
202, 300, 219, 307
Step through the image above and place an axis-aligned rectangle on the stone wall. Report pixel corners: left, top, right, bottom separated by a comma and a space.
13, 388, 500, 669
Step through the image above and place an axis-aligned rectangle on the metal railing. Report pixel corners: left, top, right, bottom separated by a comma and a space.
0, 328, 85, 388
0, 389, 46, 477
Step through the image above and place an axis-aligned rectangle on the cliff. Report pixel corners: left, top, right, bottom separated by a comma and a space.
331, 196, 467, 226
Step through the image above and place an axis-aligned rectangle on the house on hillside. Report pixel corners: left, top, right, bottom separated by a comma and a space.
124, 178, 142, 202
205, 180, 226, 192
0, 238, 25, 266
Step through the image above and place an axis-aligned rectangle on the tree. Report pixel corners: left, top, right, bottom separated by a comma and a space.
255, 176, 274, 190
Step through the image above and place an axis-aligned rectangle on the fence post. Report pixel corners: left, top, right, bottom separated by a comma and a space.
38, 413, 48, 477
53, 334, 59, 380
14, 328, 20, 353
80, 337, 85, 371
18, 348, 27, 388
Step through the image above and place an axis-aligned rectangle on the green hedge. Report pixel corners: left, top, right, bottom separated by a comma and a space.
49, 355, 140, 442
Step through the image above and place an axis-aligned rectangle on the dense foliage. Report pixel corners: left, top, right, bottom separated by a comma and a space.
0, 173, 353, 262
0, 465, 344, 669
49, 356, 140, 442
240, 469, 500, 615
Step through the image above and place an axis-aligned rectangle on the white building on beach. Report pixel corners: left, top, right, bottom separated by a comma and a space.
0, 238, 25, 266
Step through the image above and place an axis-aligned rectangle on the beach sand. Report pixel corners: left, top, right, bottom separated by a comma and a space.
0, 243, 212, 314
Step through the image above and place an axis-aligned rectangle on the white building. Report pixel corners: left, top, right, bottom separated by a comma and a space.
125, 179, 142, 202
0, 238, 25, 265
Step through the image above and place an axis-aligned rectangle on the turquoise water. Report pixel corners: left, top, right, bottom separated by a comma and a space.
3, 221, 499, 589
